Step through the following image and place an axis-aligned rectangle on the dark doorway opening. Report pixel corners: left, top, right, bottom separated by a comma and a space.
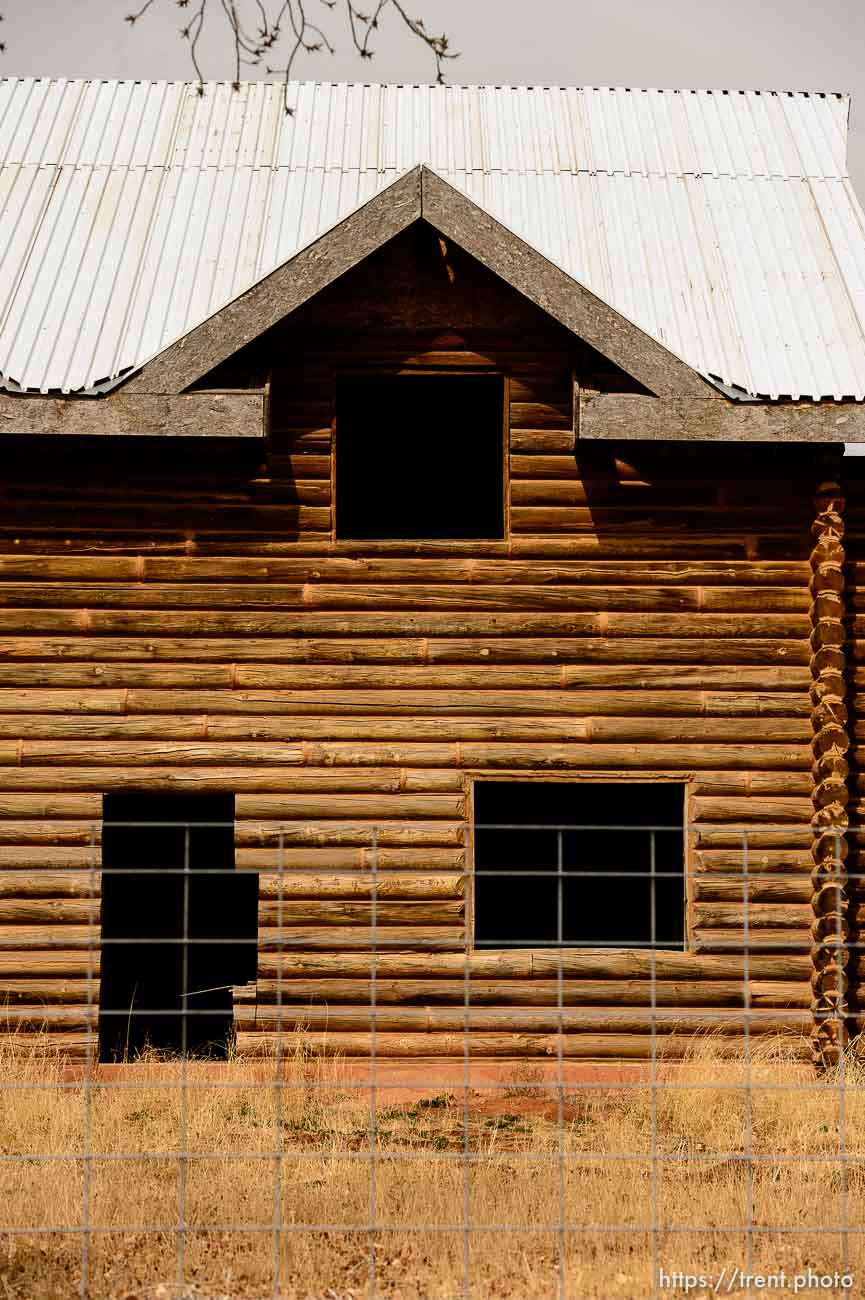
335, 373, 505, 540
99, 793, 258, 1062
473, 782, 685, 950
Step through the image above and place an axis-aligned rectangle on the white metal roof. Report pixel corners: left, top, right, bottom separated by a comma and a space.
1, 78, 864, 399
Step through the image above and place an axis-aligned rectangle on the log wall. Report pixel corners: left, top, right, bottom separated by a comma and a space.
0, 226, 821, 1059
838, 457, 865, 1053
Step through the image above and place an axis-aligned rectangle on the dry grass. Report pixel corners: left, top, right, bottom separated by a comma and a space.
1, 1032, 864, 1298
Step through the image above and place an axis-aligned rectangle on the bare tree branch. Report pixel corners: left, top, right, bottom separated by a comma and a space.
119, 0, 457, 111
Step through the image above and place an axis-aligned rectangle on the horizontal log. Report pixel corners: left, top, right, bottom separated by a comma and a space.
254, 874, 464, 900
0, 951, 101, 976
0, 585, 812, 631
0, 632, 816, 673
0, 581, 804, 620
256, 900, 463, 926
0, 534, 791, 562
586, 718, 806, 743
693, 851, 811, 875
267, 454, 331, 480
690, 772, 812, 795
299, 741, 812, 771
690, 797, 813, 824
220, 717, 804, 745
0, 555, 811, 585
693, 829, 812, 850
0, 845, 465, 871
505, 536, 780, 557
0, 821, 101, 845
268, 482, 331, 506
233, 1031, 810, 1059
272, 432, 331, 453
0, 872, 100, 898
0, 1016, 809, 1054
0, 899, 101, 923
0, 666, 235, 689
509, 432, 576, 454
234, 1006, 809, 1034
259, 950, 811, 980
278, 346, 565, 371
257, 926, 464, 952
0, 643, 816, 684
507, 480, 626, 507
0, 1007, 97, 1028
0, 716, 210, 741
251, 978, 809, 1008
0, 659, 799, 691
0, 715, 585, 745
0, 392, 265, 438
509, 455, 579, 479
0, 820, 468, 855
271, 770, 465, 794
234, 794, 465, 819
692, 879, 810, 904
0, 796, 465, 831
0, 502, 333, 530
16, 741, 306, 766
0, 739, 812, 771
0, 948, 810, 983
5, 686, 811, 728
236, 820, 463, 847
0, 686, 809, 720
509, 481, 811, 521
691, 903, 809, 929
0, 501, 331, 533
509, 505, 810, 534
0, 1030, 94, 1055
692, 929, 811, 952
0, 767, 464, 792
0, 610, 812, 653
0, 686, 119, 717
0, 795, 102, 818
0, 978, 96, 1003
244, 847, 465, 871
509, 400, 572, 430
0, 926, 98, 949
0, 923, 468, 952
4, 714, 808, 747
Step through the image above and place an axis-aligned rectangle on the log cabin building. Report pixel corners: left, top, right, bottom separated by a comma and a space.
2, 79, 865, 1066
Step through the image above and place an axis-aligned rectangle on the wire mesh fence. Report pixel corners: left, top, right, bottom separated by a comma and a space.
0, 818, 860, 1299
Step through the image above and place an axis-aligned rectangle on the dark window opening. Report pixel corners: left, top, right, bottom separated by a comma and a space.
473, 782, 685, 949
99, 793, 258, 1062
335, 374, 505, 539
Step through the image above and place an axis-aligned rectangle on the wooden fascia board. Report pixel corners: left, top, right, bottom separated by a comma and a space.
420, 168, 713, 401
0, 392, 264, 437
122, 167, 424, 397
580, 393, 865, 442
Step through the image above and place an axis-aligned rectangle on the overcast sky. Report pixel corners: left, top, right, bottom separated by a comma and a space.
4, 1, 865, 194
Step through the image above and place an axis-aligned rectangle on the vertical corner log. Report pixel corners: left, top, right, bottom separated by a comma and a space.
809, 465, 851, 1066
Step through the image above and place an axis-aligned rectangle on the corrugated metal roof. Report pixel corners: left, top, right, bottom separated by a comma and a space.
0, 78, 863, 399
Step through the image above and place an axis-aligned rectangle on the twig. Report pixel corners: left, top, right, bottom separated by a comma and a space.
117, 0, 457, 112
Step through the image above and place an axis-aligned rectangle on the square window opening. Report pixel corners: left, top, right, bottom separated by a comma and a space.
335, 373, 505, 540
473, 781, 685, 950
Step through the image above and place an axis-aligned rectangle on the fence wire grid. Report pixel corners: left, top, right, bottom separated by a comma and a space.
1, 819, 861, 1300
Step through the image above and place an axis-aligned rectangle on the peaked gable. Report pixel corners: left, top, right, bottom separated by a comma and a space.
125, 167, 709, 401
